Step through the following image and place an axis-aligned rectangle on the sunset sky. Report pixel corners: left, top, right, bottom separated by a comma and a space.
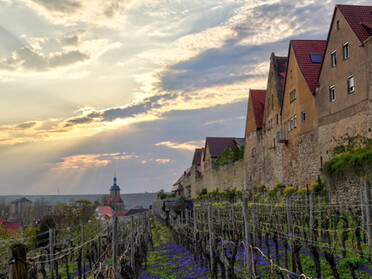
0, 0, 368, 195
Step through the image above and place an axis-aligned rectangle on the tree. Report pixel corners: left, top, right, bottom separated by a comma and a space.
0, 199, 10, 220
54, 200, 95, 227
33, 199, 52, 220
216, 146, 244, 166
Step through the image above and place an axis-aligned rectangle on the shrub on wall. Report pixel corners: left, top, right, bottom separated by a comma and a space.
323, 137, 371, 181
216, 146, 244, 166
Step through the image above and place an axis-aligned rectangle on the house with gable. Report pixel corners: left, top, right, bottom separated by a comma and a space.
9, 197, 32, 224
317, 5, 372, 159
172, 168, 192, 198
190, 148, 204, 197
261, 53, 287, 188
316, 5, 372, 201
244, 89, 266, 190
201, 137, 245, 193
280, 40, 326, 187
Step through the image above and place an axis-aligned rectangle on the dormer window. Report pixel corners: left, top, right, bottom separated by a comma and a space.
343, 43, 349, 60
309, 53, 322, 64
331, 51, 337, 67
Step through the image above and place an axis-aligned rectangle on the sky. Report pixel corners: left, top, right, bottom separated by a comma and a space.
0, 0, 369, 195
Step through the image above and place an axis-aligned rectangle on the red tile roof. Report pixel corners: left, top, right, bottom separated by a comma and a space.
250, 89, 266, 129
3, 222, 23, 232
205, 137, 242, 158
337, 5, 372, 43
113, 196, 123, 203
291, 40, 326, 93
97, 206, 114, 219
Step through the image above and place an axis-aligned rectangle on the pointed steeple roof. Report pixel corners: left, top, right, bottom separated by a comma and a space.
110, 176, 120, 191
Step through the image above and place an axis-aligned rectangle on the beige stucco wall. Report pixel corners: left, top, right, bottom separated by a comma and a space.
280, 45, 320, 187
317, 8, 368, 126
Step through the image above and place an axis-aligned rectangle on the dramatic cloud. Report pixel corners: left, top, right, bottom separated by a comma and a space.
16, 122, 37, 130
62, 35, 79, 46
0, 47, 89, 71
154, 141, 205, 152
2, 0, 370, 194
20, 0, 133, 26
52, 152, 138, 170
30, 0, 81, 14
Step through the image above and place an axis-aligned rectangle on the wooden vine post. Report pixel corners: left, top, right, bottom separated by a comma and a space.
193, 207, 197, 254
207, 203, 215, 278
81, 223, 85, 279
130, 215, 135, 272
112, 215, 118, 278
364, 180, 372, 261
97, 221, 101, 259
8, 244, 27, 279
286, 197, 295, 272
242, 198, 254, 278
49, 228, 54, 279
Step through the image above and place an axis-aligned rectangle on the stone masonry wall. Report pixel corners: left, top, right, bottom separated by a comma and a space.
282, 129, 320, 187
193, 159, 244, 194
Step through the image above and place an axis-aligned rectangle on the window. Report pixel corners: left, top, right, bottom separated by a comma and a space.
294, 115, 297, 128
329, 86, 336, 101
301, 111, 306, 121
284, 121, 287, 137
290, 117, 293, 130
252, 148, 256, 157
287, 120, 291, 132
331, 51, 337, 67
347, 75, 354, 93
343, 43, 349, 60
290, 89, 296, 102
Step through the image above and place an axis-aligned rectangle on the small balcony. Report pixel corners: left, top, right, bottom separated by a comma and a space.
277, 131, 288, 144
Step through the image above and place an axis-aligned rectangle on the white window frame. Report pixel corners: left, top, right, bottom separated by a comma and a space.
347, 75, 354, 93
293, 115, 297, 128
331, 51, 337, 67
329, 85, 336, 102
343, 42, 349, 60
290, 117, 293, 130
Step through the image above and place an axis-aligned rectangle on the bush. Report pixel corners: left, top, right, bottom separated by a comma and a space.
283, 186, 296, 197
310, 176, 327, 196
198, 188, 208, 197
324, 138, 372, 180
224, 188, 242, 203
216, 146, 244, 166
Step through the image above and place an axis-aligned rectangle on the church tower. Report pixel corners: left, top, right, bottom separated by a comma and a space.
110, 176, 125, 212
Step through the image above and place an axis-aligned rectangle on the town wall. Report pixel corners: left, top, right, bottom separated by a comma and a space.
193, 159, 244, 194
